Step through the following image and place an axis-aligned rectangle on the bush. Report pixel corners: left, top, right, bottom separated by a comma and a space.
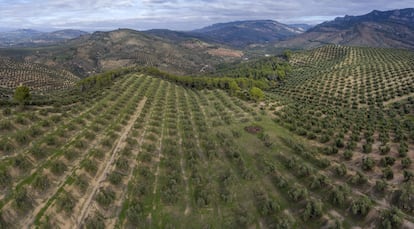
350, 196, 372, 216
362, 143, 372, 154
334, 163, 347, 177
56, 192, 75, 213
379, 145, 390, 155
379, 207, 403, 229
350, 171, 367, 186
375, 180, 388, 192
0, 120, 13, 131
335, 138, 345, 148
0, 168, 12, 187
399, 142, 408, 157
382, 167, 394, 180
82, 159, 98, 175
14, 188, 32, 211
32, 175, 50, 192
403, 170, 414, 182
13, 155, 31, 171
379, 157, 395, 167
50, 161, 67, 175
303, 199, 323, 221
95, 188, 116, 207
288, 186, 308, 202
2, 108, 11, 116
75, 175, 89, 193
84, 215, 105, 229
343, 150, 353, 160
0, 139, 14, 153
361, 157, 375, 171
108, 172, 123, 186
126, 199, 144, 225
392, 182, 414, 211
402, 157, 412, 169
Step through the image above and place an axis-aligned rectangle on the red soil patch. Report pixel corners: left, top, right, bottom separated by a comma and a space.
244, 126, 263, 134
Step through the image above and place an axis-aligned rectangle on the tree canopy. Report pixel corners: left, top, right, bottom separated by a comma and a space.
13, 85, 31, 106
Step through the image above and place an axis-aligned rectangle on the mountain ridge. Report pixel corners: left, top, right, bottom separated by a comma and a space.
275, 8, 414, 50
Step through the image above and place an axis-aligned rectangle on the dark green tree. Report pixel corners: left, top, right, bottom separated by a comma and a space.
13, 85, 31, 106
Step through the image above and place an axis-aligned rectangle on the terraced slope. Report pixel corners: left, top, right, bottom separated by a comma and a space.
0, 57, 79, 93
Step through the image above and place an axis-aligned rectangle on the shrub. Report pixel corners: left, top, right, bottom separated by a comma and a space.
56, 192, 75, 213
343, 150, 353, 160
379, 157, 395, 167
108, 172, 123, 186
0, 120, 13, 131
379, 207, 403, 229
382, 167, 394, 180
402, 157, 412, 169
85, 215, 105, 229
126, 199, 144, 225
375, 180, 388, 192
392, 182, 414, 211
13, 155, 31, 171
350, 196, 372, 216
14, 188, 32, 211
361, 157, 375, 171
32, 175, 50, 192
403, 170, 414, 182
82, 159, 98, 175
2, 108, 11, 116
350, 171, 367, 186
362, 143, 372, 154
75, 175, 89, 193
50, 161, 67, 176
379, 145, 390, 155
334, 163, 347, 177
303, 199, 323, 221
95, 188, 116, 207
0, 168, 12, 187
0, 139, 14, 153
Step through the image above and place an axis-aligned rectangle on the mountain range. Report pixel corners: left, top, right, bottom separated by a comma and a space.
0, 8, 413, 79
275, 8, 414, 49
0, 29, 88, 47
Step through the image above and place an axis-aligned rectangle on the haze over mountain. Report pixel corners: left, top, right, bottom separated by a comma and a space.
146, 20, 310, 48
190, 20, 306, 47
0, 29, 88, 47
275, 8, 414, 50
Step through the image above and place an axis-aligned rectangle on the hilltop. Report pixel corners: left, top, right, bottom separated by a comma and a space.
275, 8, 414, 50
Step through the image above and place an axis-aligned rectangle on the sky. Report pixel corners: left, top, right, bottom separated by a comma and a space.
0, 0, 413, 31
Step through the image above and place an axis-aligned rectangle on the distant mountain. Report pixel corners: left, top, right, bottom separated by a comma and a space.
288, 24, 314, 32
276, 8, 414, 50
0, 29, 244, 77
0, 29, 88, 47
190, 20, 305, 47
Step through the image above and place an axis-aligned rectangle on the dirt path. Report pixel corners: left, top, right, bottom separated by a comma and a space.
383, 92, 414, 106
177, 87, 191, 216
75, 97, 147, 228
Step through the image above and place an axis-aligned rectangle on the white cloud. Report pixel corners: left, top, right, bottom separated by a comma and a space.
0, 0, 412, 30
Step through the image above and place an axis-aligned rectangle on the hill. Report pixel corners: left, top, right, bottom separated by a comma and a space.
0, 29, 244, 77
0, 29, 88, 47
0, 57, 79, 98
276, 8, 414, 50
191, 20, 305, 47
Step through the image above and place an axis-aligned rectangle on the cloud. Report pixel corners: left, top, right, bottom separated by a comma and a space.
0, 0, 412, 30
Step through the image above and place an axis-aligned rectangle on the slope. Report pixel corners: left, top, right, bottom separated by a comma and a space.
276, 8, 414, 50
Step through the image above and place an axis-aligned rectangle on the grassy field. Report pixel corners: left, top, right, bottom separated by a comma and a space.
0, 45, 413, 228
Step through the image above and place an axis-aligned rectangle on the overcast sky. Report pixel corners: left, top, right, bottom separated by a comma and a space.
0, 0, 413, 31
